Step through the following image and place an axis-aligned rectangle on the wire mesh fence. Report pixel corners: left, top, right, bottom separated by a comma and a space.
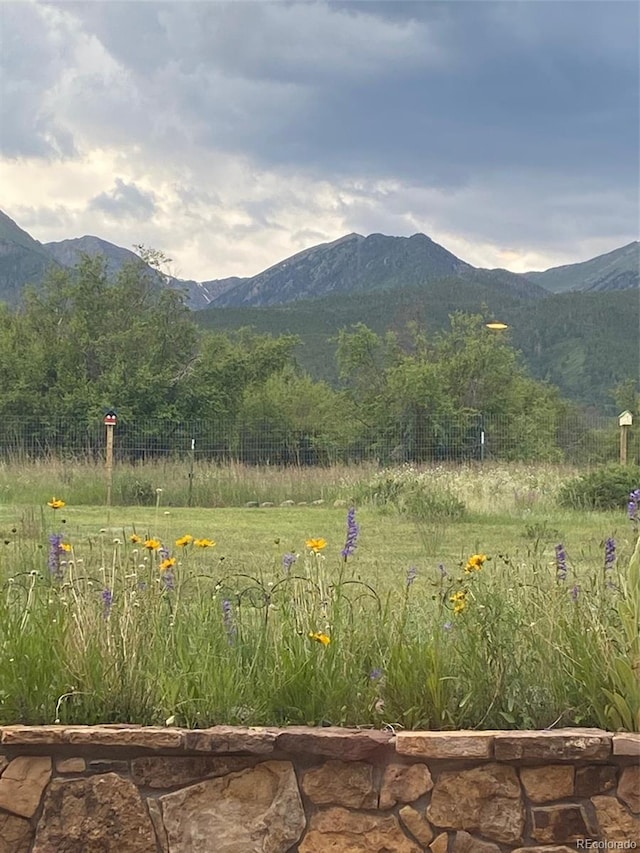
0, 413, 634, 466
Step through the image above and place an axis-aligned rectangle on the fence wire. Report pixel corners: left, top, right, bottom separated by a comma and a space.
0, 414, 634, 466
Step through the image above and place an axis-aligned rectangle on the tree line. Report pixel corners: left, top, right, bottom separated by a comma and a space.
0, 255, 630, 463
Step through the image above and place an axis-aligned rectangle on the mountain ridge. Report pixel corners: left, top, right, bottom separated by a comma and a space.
0, 209, 637, 311
524, 241, 639, 293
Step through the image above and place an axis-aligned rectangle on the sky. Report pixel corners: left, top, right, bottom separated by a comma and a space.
1, 0, 638, 282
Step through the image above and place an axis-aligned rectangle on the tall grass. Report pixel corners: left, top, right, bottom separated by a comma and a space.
0, 485, 638, 730
0, 458, 378, 508
0, 457, 579, 511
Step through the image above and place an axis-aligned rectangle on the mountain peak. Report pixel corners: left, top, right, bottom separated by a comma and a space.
211, 230, 473, 307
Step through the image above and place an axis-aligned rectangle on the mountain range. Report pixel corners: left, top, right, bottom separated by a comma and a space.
1, 209, 637, 310
0, 208, 637, 411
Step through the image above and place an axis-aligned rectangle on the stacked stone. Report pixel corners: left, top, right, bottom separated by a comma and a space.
0, 725, 637, 851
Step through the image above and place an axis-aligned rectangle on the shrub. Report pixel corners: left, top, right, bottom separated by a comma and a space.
360, 466, 466, 521
558, 464, 640, 510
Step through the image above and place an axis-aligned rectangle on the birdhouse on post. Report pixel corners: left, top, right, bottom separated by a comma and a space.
619, 410, 633, 465
104, 410, 118, 506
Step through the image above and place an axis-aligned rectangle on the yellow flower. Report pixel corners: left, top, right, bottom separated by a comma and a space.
47, 497, 65, 510
144, 538, 162, 551
60, 542, 72, 552
175, 534, 194, 547
194, 538, 216, 548
450, 590, 468, 615
309, 631, 331, 646
464, 553, 487, 573
130, 533, 142, 544
306, 538, 327, 553
160, 557, 177, 571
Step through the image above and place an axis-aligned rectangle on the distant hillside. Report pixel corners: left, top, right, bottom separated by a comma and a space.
198, 271, 546, 385
197, 281, 638, 412
44, 236, 217, 309
0, 210, 62, 304
510, 289, 639, 409
525, 241, 639, 293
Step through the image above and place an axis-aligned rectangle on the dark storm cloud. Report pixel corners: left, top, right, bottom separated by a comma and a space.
2, 1, 637, 271
0, 3, 76, 157
89, 179, 157, 220
51, 0, 638, 189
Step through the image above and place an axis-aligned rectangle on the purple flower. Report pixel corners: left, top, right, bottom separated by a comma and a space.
341, 506, 360, 559
369, 667, 384, 681
443, 621, 453, 631
162, 570, 175, 591
571, 584, 581, 602
102, 588, 113, 618
406, 566, 418, 587
628, 489, 640, 522
438, 563, 448, 578
555, 544, 567, 582
282, 552, 297, 574
222, 598, 237, 644
604, 537, 616, 571
48, 533, 64, 581
159, 544, 170, 561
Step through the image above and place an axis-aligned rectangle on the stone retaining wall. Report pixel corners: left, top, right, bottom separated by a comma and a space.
0, 725, 638, 852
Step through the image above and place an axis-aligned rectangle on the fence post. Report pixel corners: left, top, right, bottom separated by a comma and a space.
188, 438, 195, 507
619, 410, 633, 465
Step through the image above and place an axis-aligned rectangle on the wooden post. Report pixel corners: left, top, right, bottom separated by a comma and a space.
619, 410, 633, 465
620, 425, 628, 465
104, 411, 118, 506
188, 438, 195, 508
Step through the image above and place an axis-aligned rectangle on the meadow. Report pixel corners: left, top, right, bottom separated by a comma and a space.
0, 459, 638, 732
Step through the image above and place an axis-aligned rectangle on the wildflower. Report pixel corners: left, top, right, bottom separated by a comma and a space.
628, 489, 640, 523
282, 552, 297, 573
571, 584, 581, 602
306, 538, 327, 553
604, 537, 616, 571
555, 544, 567, 582
464, 553, 487, 573
222, 598, 237, 644
144, 538, 162, 551
450, 590, 467, 615
369, 667, 384, 681
159, 544, 170, 561
102, 589, 113, 618
438, 563, 448, 578
341, 506, 360, 559
309, 631, 331, 646
160, 557, 177, 571
60, 542, 72, 552
194, 538, 216, 548
47, 497, 65, 510
130, 533, 142, 544
48, 533, 64, 581
162, 570, 175, 591
406, 566, 418, 587
175, 534, 194, 547
443, 620, 453, 631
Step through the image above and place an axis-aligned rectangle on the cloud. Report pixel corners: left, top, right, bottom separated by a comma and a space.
88, 179, 157, 220
0, 1, 636, 280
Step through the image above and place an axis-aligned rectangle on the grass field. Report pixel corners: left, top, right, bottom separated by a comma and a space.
0, 461, 638, 732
